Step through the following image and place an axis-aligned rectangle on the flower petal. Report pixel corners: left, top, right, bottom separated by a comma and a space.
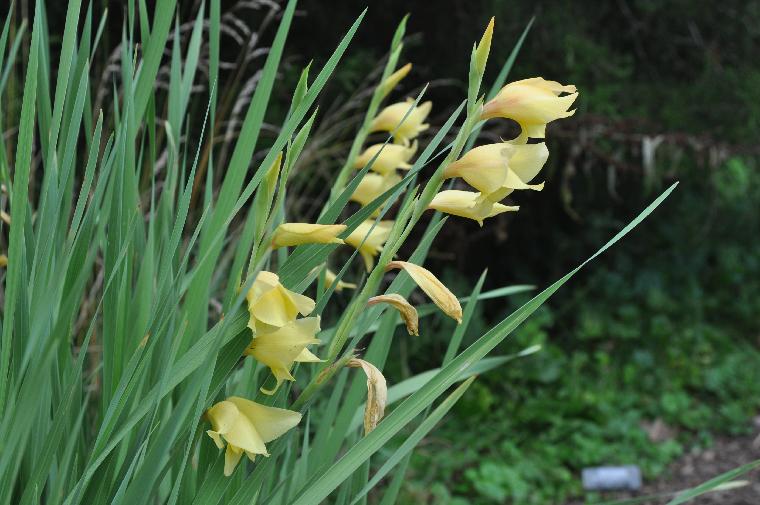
245, 317, 322, 395
428, 190, 518, 225
224, 444, 244, 476
367, 293, 419, 336
228, 396, 303, 444
347, 358, 388, 435
386, 261, 463, 323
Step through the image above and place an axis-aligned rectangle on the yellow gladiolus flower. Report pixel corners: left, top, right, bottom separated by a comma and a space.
346, 358, 387, 435
428, 190, 518, 226
244, 317, 322, 395
344, 220, 394, 272
205, 396, 301, 476
324, 268, 357, 292
481, 77, 578, 142
378, 62, 412, 98
353, 142, 417, 175
369, 99, 432, 145
386, 261, 463, 323
271, 222, 346, 248
367, 293, 419, 336
246, 271, 315, 333
350, 172, 401, 208
443, 142, 547, 200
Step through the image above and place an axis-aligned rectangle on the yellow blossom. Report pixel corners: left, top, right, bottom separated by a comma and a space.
347, 358, 387, 435
271, 222, 346, 248
350, 172, 402, 209
428, 190, 518, 226
378, 62, 412, 98
324, 268, 357, 292
344, 220, 394, 272
246, 271, 315, 333
205, 396, 301, 476
443, 142, 548, 202
481, 77, 578, 142
367, 293, 419, 336
369, 99, 432, 145
244, 317, 322, 394
353, 142, 417, 176
386, 261, 462, 323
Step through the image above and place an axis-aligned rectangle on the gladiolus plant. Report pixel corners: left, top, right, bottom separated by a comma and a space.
0, 2, 676, 505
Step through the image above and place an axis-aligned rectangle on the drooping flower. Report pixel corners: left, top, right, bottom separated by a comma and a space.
246, 271, 315, 334
367, 293, 419, 336
386, 261, 462, 323
244, 317, 322, 394
346, 358, 387, 435
481, 77, 578, 143
271, 223, 346, 249
378, 62, 412, 98
350, 172, 402, 209
205, 396, 302, 476
353, 142, 417, 176
324, 268, 357, 292
443, 143, 548, 202
344, 220, 394, 272
369, 99, 432, 145
428, 190, 518, 226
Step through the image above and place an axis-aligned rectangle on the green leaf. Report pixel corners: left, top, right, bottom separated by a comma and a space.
288, 183, 678, 504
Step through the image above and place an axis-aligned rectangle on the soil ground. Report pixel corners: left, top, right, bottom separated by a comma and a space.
581, 418, 760, 504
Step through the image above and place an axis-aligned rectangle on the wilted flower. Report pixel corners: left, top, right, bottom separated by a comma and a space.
353, 142, 417, 175
324, 268, 357, 292
481, 77, 578, 142
386, 261, 463, 323
378, 62, 412, 98
246, 271, 315, 334
350, 172, 402, 209
443, 142, 548, 202
244, 317, 322, 394
346, 358, 387, 435
368, 293, 419, 336
344, 220, 394, 272
271, 223, 347, 248
205, 396, 302, 476
428, 190, 518, 226
369, 99, 432, 145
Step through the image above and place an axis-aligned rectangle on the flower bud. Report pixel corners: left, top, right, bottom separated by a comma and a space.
379, 62, 412, 98
271, 223, 346, 248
